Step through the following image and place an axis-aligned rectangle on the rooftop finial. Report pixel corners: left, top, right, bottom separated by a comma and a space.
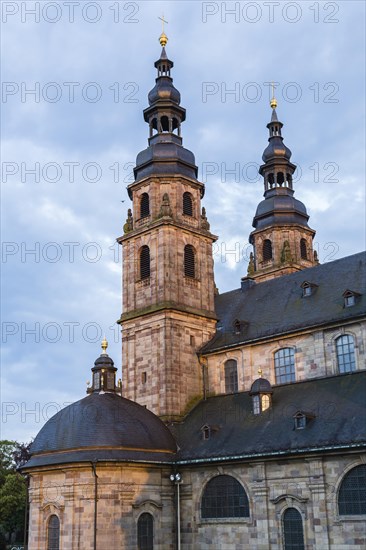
258, 367, 263, 378
101, 336, 108, 355
270, 81, 277, 109
158, 14, 168, 47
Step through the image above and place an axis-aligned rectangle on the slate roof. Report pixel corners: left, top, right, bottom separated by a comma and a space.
172, 371, 366, 463
24, 392, 176, 469
202, 252, 366, 354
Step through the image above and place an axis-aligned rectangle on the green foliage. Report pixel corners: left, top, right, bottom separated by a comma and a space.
0, 473, 26, 534
0, 440, 31, 545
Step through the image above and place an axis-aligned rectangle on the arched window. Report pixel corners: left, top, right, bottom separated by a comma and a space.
47, 515, 60, 550
224, 360, 238, 393
184, 245, 195, 278
263, 239, 273, 261
300, 238, 308, 260
140, 246, 150, 279
274, 348, 295, 384
338, 464, 366, 515
140, 193, 150, 218
336, 334, 356, 373
201, 475, 249, 519
183, 192, 193, 216
137, 512, 154, 550
282, 508, 305, 550
160, 115, 169, 132
277, 172, 285, 186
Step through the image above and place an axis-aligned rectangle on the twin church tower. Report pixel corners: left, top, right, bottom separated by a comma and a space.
117, 33, 317, 421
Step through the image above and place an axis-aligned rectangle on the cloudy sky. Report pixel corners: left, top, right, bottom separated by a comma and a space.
1, 1, 365, 443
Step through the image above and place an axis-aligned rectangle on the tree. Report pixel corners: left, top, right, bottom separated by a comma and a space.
0, 440, 31, 547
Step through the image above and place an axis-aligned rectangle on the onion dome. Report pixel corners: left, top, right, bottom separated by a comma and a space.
148, 47, 181, 105
22, 341, 176, 469
262, 108, 292, 163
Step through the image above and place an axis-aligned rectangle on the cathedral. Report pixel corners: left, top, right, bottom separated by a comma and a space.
22, 32, 366, 550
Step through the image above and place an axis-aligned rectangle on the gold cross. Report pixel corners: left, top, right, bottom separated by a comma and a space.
158, 14, 168, 33
270, 81, 277, 109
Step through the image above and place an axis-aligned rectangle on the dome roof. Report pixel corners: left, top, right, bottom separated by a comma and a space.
253, 194, 309, 229
24, 392, 176, 469
148, 77, 181, 105
93, 354, 114, 368
250, 377, 273, 394
134, 139, 198, 182
262, 136, 292, 163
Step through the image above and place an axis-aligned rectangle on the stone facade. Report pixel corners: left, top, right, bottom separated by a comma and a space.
27, 454, 366, 549
118, 174, 217, 419
204, 321, 366, 396
249, 223, 317, 283
27, 464, 175, 550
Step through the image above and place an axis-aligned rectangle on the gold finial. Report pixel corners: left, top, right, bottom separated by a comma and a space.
158, 14, 168, 47
270, 81, 277, 109
258, 368, 263, 378
101, 336, 108, 354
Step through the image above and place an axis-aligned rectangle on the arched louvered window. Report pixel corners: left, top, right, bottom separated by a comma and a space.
137, 512, 154, 550
201, 475, 249, 519
277, 172, 285, 186
263, 239, 273, 261
184, 245, 195, 278
336, 334, 356, 373
224, 360, 238, 393
300, 238, 308, 260
274, 348, 295, 384
140, 193, 150, 218
47, 515, 60, 550
183, 192, 193, 216
140, 246, 150, 279
160, 115, 169, 132
282, 508, 305, 550
338, 464, 366, 515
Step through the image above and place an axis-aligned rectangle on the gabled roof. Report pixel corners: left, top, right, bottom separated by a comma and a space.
202, 252, 366, 354
172, 371, 366, 463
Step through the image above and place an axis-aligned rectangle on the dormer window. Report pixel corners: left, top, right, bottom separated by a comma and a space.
200, 424, 219, 440
233, 319, 248, 334
249, 373, 273, 415
343, 289, 360, 308
202, 425, 210, 440
293, 411, 315, 430
301, 281, 318, 297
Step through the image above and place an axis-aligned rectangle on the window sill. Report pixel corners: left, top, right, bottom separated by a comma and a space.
184, 276, 200, 287
136, 278, 151, 287
198, 517, 252, 526
335, 515, 366, 522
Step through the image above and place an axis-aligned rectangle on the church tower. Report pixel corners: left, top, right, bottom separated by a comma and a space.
247, 95, 318, 283
117, 33, 217, 421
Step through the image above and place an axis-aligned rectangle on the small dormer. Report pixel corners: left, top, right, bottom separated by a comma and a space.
249, 370, 273, 415
200, 424, 219, 440
300, 281, 318, 297
293, 410, 315, 430
343, 289, 361, 308
233, 319, 248, 334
